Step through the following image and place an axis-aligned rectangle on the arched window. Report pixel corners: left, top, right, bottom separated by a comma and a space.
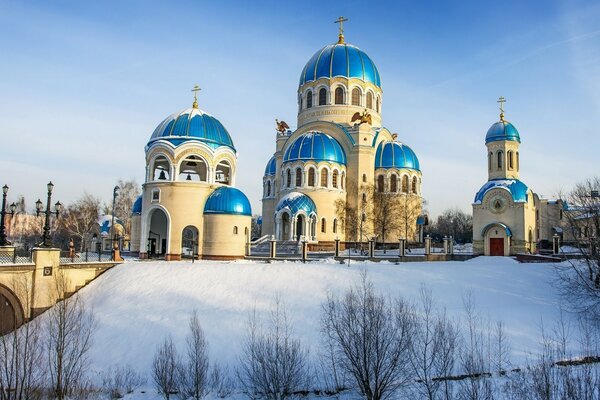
412, 177, 418, 194
320, 169, 328, 187
318, 88, 327, 106
233, 226, 238, 234
332, 170, 339, 188
508, 151, 514, 169
362, 193, 367, 203
295, 167, 302, 187
178, 155, 208, 182
286, 169, 292, 188
376, 97, 380, 112
497, 151, 503, 169
321, 218, 326, 233
351, 88, 361, 106
390, 174, 397, 192
362, 173, 367, 183
216, 160, 231, 185
299, 96, 303, 111
152, 155, 171, 181
377, 175, 384, 192
306, 91, 313, 108
333, 219, 337, 234
402, 175, 409, 193
308, 168, 315, 187
516, 152, 520, 170
488, 152, 492, 171
266, 181, 271, 197
335, 87, 344, 104
366, 92, 373, 109
341, 172, 345, 190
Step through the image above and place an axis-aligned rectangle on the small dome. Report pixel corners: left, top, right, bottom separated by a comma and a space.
204, 187, 252, 216
375, 141, 420, 171
485, 121, 520, 144
276, 192, 317, 216
148, 107, 235, 150
264, 156, 276, 176
474, 179, 529, 204
132, 195, 142, 214
299, 42, 381, 88
283, 132, 346, 165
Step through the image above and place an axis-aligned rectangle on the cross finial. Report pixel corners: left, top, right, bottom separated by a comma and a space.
191, 84, 201, 109
497, 96, 506, 121
334, 16, 348, 44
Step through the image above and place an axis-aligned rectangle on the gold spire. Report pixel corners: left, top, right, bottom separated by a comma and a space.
191, 84, 201, 109
334, 16, 348, 44
497, 96, 506, 122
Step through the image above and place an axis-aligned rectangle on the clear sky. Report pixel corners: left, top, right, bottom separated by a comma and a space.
0, 0, 599, 218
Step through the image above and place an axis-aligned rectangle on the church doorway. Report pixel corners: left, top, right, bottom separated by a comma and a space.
148, 208, 168, 257
295, 215, 305, 241
0, 285, 24, 335
182, 226, 198, 258
489, 238, 504, 256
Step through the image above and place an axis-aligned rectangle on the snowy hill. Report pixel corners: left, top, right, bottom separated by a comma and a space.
81, 256, 567, 385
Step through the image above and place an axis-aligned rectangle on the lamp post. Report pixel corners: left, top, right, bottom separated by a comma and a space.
111, 185, 120, 256
35, 181, 62, 247
0, 185, 17, 246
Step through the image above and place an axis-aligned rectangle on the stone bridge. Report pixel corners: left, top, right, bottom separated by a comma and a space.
0, 247, 120, 334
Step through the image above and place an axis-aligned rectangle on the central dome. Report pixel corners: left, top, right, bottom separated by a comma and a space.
148, 107, 235, 151
299, 42, 381, 88
283, 132, 346, 164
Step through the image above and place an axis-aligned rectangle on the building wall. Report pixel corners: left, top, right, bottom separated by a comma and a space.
203, 214, 251, 258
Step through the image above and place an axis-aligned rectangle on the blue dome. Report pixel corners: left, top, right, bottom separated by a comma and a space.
375, 141, 420, 171
299, 42, 381, 88
474, 179, 529, 204
485, 121, 520, 144
204, 187, 252, 216
132, 195, 142, 214
283, 132, 346, 164
148, 107, 235, 151
264, 156, 276, 176
276, 192, 317, 216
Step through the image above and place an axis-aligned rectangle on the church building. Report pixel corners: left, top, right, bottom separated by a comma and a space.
261, 20, 424, 244
129, 88, 252, 260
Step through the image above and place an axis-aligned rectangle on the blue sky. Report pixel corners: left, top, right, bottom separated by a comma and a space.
0, 0, 599, 217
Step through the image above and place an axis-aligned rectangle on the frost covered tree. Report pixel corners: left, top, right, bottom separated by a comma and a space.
59, 193, 101, 252
178, 311, 210, 400
152, 336, 180, 400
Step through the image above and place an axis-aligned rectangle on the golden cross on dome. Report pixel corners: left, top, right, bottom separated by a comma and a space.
497, 96, 506, 121
334, 16, 348, 44
191, 84, 201, 109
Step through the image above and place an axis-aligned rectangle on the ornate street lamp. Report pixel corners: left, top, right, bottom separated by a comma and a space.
36, 181, 62, 247
110, 185, 120, 256
0, 185, 17, 246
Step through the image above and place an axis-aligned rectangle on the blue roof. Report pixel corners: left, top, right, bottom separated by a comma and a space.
299, 42, 381, 88
481, 222, 512, 237
204, 187, 252, 216
375, 141, 420, 171
276, 192, 317, 216
485, 120, 521, 144
132, 195, 142, 214
264, 156, 276, 176
474, 179, 529, 204
148, 107, 236, 151
283, 132, 346, 165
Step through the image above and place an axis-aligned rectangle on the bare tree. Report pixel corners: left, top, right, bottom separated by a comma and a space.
112, 179, 141, 238
178, 311, 210, 400
46, 272, 96, 400
101, 364, 145, 399
237, 300, 310, 400
492, 321, 511, 374
59, 194, 101, 252
428, 208, 473, 243
152, 336, 180, 400
410, 286, 459, 400
209, 364, 234, 399
321, 274, 414, 400
0, 276, 44, 400
557, 176, 600, 322
371, 188, 402, 252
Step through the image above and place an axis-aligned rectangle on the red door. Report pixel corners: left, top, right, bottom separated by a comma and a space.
489, 238, 504, 256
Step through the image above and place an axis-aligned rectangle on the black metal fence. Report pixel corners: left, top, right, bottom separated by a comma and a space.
0, 252, 33, 264
59, 250, 114, 264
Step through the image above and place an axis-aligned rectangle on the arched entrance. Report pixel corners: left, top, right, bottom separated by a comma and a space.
148, 208, 169, 257
295, 215, 305, 241
0, 285, 24, 335
482, 223, 511, 256
182, 226, 199, 258
280, 213, 290, 241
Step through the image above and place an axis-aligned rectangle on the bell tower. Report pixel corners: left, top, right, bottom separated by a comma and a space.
486, 97, 521, 181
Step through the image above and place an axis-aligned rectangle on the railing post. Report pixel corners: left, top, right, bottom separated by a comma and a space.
85, 249, 88, 262
399, 238, 406, 257
368, 239, 375, 258
98, 248, 101, 262
302, 239, 308, 263
334, 238, 340, 258
449, 236, 454, 254
269, 236, 276, 259
425, 235, 432, 255
552, 234, 560, 255
443, 236, 449, 254
13, 249, 17, 263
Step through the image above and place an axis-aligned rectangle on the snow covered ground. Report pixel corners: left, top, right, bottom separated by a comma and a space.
77, 256, 572, 397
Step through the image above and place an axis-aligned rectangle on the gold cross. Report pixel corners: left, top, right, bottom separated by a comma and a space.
497, 96, 506, 120
334, 16, 348, 44
191, 85, 201, 109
